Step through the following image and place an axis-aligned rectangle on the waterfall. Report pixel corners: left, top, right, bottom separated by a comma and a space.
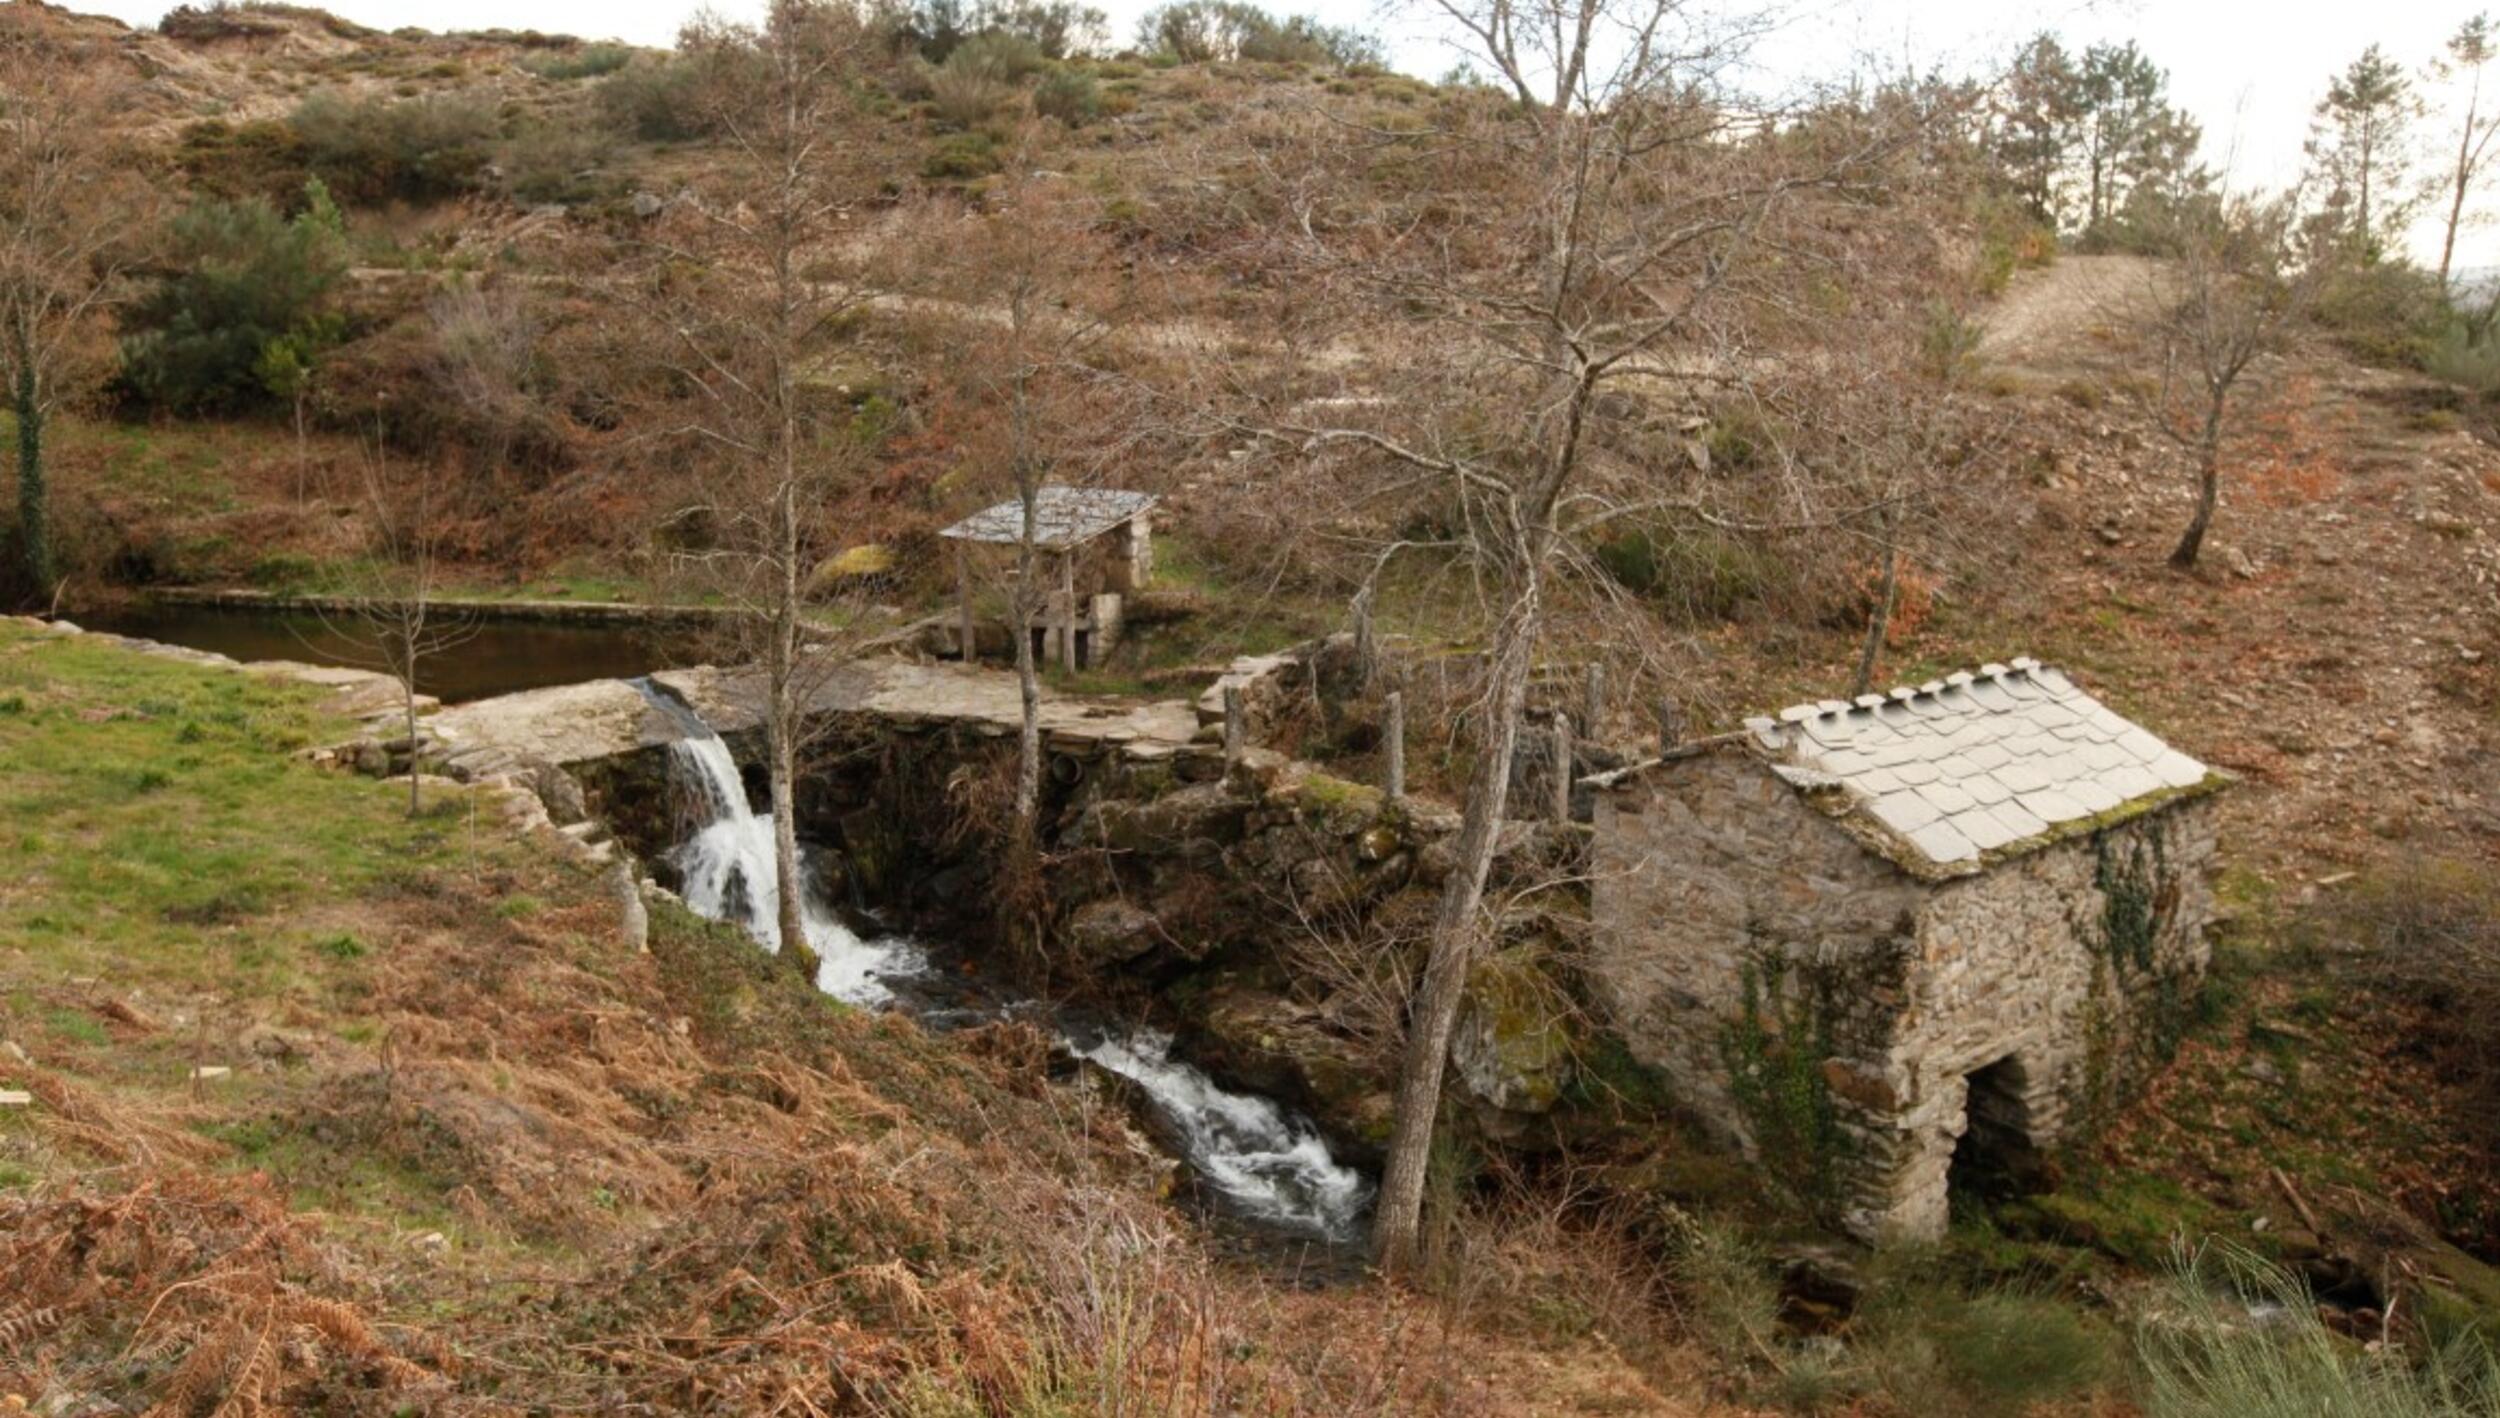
1067, 1025, 1374, 1243
632, 677, 1370, 1244
634, 679, 924, 1006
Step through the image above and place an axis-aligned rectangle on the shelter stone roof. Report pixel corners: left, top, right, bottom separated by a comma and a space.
938, 487, 1157, 549
1741, 657, 2214, 871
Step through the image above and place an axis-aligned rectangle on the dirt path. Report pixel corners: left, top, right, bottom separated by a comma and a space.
1968, 254, 2500, 886
1977, 254, 2167, 370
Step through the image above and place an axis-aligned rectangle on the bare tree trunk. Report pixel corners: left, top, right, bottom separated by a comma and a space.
400, 648, 421, 819
2171, 414, 2223, 570
1011, 530, 1041, 835
1373, 566, 1539, 1275
12, 320, 49, 603
1851, 523, 1900, 697
2444, 135, 2473, 293
1009, 297, 1044, 836
768, 470, 816, 974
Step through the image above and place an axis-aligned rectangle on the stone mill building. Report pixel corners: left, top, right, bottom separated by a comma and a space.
1586, 658, 2225, 1242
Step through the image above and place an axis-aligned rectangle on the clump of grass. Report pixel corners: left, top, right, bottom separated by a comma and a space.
2136, 1244, 2500, 1417
1855, 1274, 2115, 1416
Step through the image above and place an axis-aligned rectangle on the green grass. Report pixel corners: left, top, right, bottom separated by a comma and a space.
0, 621, 498, 1001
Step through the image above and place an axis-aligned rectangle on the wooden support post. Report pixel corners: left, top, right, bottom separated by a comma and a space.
1058, 551, 1078, 672
1384, 689, 1405, 803
1657, 696, 1685, 753
1352, 582, 1377, 690
955, 542, 975, 663
1582, 662, 1606, 737
1222, 686, 1245, 766
1551, 712, 1573, 823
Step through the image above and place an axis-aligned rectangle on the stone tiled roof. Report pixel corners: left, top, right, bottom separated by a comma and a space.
938, 487, 1156, 548
1741, 657, 2213, 870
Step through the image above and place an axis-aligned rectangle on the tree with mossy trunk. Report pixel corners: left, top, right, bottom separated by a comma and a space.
0, 17, 137, 608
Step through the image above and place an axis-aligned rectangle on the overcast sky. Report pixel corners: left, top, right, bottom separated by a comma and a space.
72, 0, 2500, 263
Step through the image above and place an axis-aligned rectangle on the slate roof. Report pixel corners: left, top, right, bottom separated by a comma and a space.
1740, 657, 2214, 871
938, 487, 1157, 549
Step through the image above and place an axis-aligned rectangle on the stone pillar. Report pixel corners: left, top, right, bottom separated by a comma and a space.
1124, 510, 1154, 590
1384, 689, 1405, 804
956, 542, 979, 663
1092, 591, 1125, 661
1057, 551, 1077, 672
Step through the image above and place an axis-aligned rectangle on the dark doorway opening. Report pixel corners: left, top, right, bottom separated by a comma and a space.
1949, 1055, 2043, 1205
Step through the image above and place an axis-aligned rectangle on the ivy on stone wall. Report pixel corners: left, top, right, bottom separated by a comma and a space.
2078, 822, 2197, 1121
2092, 827, 2169, 974
1719, 951, 1847, 1213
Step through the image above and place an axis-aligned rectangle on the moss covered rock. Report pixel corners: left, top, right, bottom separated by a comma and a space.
1452, 946, 1576, 1116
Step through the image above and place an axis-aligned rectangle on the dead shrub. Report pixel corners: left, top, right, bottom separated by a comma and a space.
0, 1173, 447, 1411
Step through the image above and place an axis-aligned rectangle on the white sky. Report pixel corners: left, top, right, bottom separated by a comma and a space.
74, 0, 2500, 263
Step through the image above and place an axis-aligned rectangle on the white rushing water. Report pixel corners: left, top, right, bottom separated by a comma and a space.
1069, 1025, 1375, 1243
648, 697, 926, 1006
642, 681, 1371, 1242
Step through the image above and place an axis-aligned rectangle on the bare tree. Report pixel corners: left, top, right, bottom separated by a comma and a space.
1190, 0, 1913, 1272
425, 279, 544, 490
638, 0, 881, 975
918, 149, 1135, 842
0, 15, 137, 607
2145, 192, 2331, 571
313, 440, 475, 818
2433, 14, 2500, 296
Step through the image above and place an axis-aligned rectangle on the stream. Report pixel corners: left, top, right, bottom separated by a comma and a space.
633, 680, 1376, 1247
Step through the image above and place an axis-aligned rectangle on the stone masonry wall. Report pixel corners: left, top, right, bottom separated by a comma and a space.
1859, 794, 2218, 1239
1588, 747, 2221, 1243
1587, 749, 1927, 1219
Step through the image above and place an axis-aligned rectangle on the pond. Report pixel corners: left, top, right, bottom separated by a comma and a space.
73, 600, 720, 704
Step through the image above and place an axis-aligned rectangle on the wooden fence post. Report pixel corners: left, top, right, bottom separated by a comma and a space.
1657, 696, 1685, 754
1384, 689, 1405, 804
1582, 662, 1606, 737
1223, 686, 1245, 767
1551, 713, 1573, 823
1352, 582, 1378, 690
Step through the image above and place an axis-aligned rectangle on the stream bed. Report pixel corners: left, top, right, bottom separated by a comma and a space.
635, 679, 1377, 1250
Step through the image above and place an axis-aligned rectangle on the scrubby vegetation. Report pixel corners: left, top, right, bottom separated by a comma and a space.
118, 181, 349, 416
6, 0, 2500, 1411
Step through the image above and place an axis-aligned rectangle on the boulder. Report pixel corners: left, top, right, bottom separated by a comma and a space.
1075, 782, 1251, 854
529, 758, 590, 826
1191, 983, 1391, 1162
1065, 898, 1163, 965
609, 862, 650, 953
1451, 948, 1575, 1116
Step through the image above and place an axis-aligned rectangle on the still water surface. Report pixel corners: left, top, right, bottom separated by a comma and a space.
74, 601, 714, 703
